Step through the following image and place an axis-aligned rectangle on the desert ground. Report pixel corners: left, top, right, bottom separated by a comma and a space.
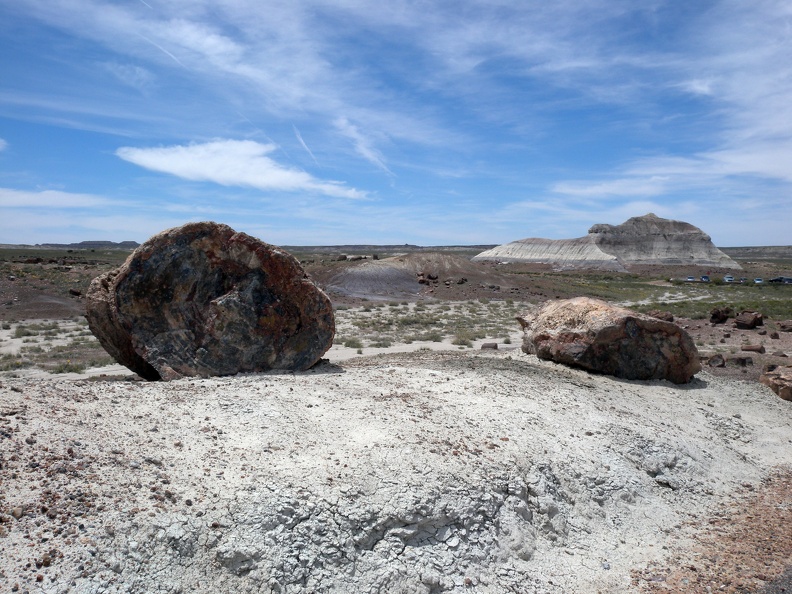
1, 244, 791, 593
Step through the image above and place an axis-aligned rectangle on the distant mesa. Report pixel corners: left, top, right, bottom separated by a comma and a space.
38, 240, 141, 250
472, 213, 741, 271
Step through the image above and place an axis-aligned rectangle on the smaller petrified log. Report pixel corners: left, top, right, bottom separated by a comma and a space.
741, 344, 766, 354
646, 310, 674, 322
727, 357, 753, 367
760, 366, 792, 401
516, 297, 700, 384
707, 354, 726, 368
86, 222, 334, 380
710, 307, 732, 325
734, 311, 763, 330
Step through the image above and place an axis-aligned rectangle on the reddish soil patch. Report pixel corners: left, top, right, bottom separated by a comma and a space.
635, 469, 792, 593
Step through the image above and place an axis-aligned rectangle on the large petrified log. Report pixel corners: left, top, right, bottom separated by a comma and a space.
86, 222, 334, 380
517, 297, 701, 384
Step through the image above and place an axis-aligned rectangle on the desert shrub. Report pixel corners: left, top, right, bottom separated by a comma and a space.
88, 356, 115, 368
49, 361, 86, 374
396, 314, 439, 328
0, 354, 33, 372
370, 339, 392, 348
452, 331, 473, 347
14, 326, 36, 338
344, 337, 364, 349
409, 331, 443, 342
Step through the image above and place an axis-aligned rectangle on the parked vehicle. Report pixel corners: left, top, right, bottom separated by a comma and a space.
686, 276, 696, 282
723, 275, 734, 283
754, 278, 763, 284
700, 275, 710, 282
769, 276, 792, 284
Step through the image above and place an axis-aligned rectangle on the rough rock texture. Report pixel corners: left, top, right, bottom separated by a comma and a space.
517, 297, 701, 384
760, 366, 792, 401
473, 214, 742, 271
86, 222, 334, 380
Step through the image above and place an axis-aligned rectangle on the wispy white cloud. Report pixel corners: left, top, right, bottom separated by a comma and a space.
115, 139, 367, 199
334, 117, 394, 176
551, 177, 669, 198
0, 138, 7, 152
101, 62, 155, 93
0, 187, 113, 208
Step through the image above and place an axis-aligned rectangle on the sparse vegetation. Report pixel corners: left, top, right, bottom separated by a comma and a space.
333, 299, 527, 351
0, 319, 113, 376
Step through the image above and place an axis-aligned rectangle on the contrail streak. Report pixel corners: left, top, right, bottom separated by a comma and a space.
293, 125, 319, 166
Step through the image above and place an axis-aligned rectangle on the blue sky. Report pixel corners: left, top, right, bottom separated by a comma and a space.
1, 0, 791, 247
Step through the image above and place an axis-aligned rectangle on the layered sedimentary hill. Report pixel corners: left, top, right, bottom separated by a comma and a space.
473, 213, 741, 271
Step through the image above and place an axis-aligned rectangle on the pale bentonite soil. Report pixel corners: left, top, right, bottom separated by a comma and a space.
1, 349, 791, 593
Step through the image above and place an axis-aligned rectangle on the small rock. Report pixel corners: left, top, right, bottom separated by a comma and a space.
11, 507, 23, 519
